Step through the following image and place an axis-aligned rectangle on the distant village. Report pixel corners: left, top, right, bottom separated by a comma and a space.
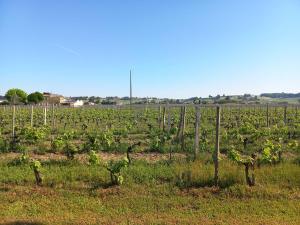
43, 92, 173, 107
1, 91, 299, 107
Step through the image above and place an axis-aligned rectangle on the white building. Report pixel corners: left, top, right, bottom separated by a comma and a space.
61, 99, 84, 107
73, 100, 84, 107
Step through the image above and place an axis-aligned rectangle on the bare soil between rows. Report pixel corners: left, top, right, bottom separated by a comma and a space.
0, 152, 186, 163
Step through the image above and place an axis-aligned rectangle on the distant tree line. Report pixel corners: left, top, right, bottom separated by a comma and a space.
261, 93, 300, 98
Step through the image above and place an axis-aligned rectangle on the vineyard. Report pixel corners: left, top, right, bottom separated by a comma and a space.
0, 104, 300, 224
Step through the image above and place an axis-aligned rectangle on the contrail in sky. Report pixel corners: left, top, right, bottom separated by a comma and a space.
53, 44, 80, 56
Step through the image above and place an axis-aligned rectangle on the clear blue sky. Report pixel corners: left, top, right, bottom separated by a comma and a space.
1, 0, 299, 98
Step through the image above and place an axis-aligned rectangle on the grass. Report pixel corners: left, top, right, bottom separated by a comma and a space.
0, 154, 299, 224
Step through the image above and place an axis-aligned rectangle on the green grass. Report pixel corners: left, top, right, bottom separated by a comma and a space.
0, 154, 299, 224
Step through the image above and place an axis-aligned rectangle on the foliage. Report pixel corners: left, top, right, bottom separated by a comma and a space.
105, 157, 129, 185
30, 159, 43, 185
0, 137, 9, 153
227, 147, 253, 164
83, 134, 101, 152
27, 92, 44, 104
51, 137, 65, 152
228, 147, 242, 162
99, 130, 115, 151
61, 131, 77, 141
88, 150, 101, 165
5, 88, 28, 104
20, 126, 48, 144
287, 140, 299, 152
149, 130, 171, 153
260, 139, 282, 164
30, 160, 42, 172
63, 142, 78, 160
9, 150, 30, 166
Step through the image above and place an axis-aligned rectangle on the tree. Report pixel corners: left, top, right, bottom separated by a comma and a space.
5, 88, 27, 104
27, 92, 44, 104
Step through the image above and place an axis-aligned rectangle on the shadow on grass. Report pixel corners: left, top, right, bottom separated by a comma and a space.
1, 222, 44, 225
176, 176, 240, 190
0, 186, 10, 192
42, 159, 79, 167
89, 180, 117, 190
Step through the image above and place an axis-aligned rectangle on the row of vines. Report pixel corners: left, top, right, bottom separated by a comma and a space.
0, 104, 299, 186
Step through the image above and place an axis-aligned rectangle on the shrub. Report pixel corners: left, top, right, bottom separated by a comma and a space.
63, 142, 78, 160
30, 160, 42, 186
105, 157, 129, 185
51, 137, 65, 152
20, 126, 48, 144
33, 143, 48, 155
9, 150, 29, 166
88, 150, 101, 165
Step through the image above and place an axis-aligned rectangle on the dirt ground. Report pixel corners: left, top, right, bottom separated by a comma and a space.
0, 152, 186, 163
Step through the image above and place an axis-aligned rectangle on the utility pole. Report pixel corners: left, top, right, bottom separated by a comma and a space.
130, 70, 132, 109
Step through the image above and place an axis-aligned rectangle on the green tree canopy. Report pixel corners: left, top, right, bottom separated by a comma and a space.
27, 92, 44, 104
5, 88, 28, 104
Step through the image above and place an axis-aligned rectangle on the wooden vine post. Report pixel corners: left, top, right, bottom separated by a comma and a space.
194, 106, 200, 160
181, 106, 186, 151
266, 104, 269, 127
175, 106, 186, 150
30, 105, 34, 127
162, 106, 166, 131
284, 106, 287, 125
176, 107, 183, 140
44, 105, 47, 126
158, 105, 162, 129
12, 105, 16, 140
167, 105, 171, 133
214, 106, 221, 186
167, 105, 172, 161
51, 104, 55, 130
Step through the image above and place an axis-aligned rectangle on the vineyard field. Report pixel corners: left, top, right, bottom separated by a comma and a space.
0, 104, 299, 224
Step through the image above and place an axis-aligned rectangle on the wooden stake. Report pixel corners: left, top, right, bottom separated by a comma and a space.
158, 105, 162, 129
194, 106, 200, 160
176, 107, 183, 141
12, 105, 16, 139
284, 106, 287, 125
51, 104, 55, 129
30, 105, 34, 127
214, 106, 221, 186
181, 106, 186, 151
266, 104, 269, 127
167, 105, 171, 132
162, 107, 166, 131
44, 105, 47, 126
